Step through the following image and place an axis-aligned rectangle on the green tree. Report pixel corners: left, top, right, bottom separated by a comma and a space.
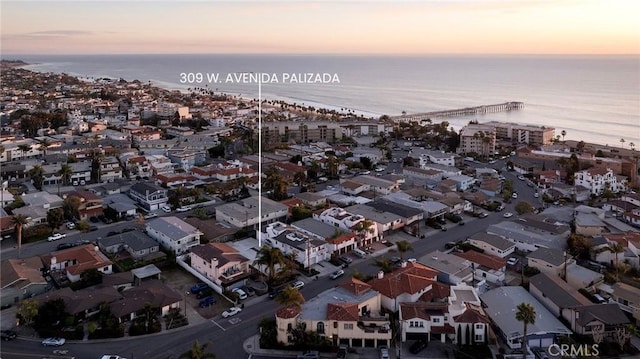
39, 138, 52, 157
58, 163, 73, 186
76, 221, 90, 232
80, 268, 103, 287
395, 240, 414, 260
610, 242, 625, 280
515, 302, 536, 359
28, 165, 45, 190
293, 171, 307, 187
326, 155, 339, 179
371, 256, 394, 274
253, 246, 286, 285
178, 340, 217, 359
275, 286, 305, 309
359, 156, 372, 170
17, 144, 31, 159
11, 214, 30, 256
291, 206, 312, 221
63, 196, 82, 220
17, 299, 39, 326
264, 165, 289, 201
514, 201, 535, 215
46, 208, 65, 230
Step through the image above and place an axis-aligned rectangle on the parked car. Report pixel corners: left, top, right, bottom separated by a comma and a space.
268, 288, 283, 299
512, 192, 518, 199
196, 288, 214, 299
330, 269, 345, 280
161, 205, 172, 213
379, 345, 390, 359
65, 222, 76, 230
47, 233, 66, 242
339, 256, 353, 265
1, 330, 17, 341
409, 339, 427, 354
190, 283, 209, 294
100, 356, 126, 359
89, 225, 98, 231
221, 306, 242, 318
297, 350, 320, 359
291, 281, 305, 290
507, 257, 519, 266
57, 243, 76, 250
232, 288, 248, 300
89, 216, 100, 223
176, 206, 193, 212
42, 337, 65, 346
144, 212, 158, 220
503, 212, 514, 218
198, 296, 216, 308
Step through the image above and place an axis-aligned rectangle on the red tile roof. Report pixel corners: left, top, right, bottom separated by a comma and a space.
327, 302, 359, 321
454, 250, 506, 271
339, 277, 372, 297
369, 262, 438, 298
276, 306, 301, 319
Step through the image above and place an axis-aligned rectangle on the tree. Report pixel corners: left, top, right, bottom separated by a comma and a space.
293, 171, 307, 187
264, 165, 289, 201
576, 141, 586, 152
63, 196, 82, 220
291, 206, 312, 221
395, 240, 414, 260
561, 130, 567, 149
39, 139, 52, 157
353, 220, 374, 246
58, 164, 73, 186
11, 214, 29, 255
91, 151, 104, 183
359, 156, 372, 170
610, 242, 624, 279
254, 246, 286, 285
620, 138, 625, 149
371, 256, 394, 274
613, 326, 631, 351
326, 155, 339, 179
17, 299, 39, 326
17, 144, 31, 159
514, 201, 535, 215
28, 165, 45, 190
178, 340, 217, 359
275, 286, 305, 309
515, 302, 536, 359
46, 208, 65, 230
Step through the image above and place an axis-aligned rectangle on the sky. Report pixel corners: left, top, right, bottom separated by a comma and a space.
1, 0, 639, 55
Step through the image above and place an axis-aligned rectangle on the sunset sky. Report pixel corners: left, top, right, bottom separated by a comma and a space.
1, 0, 638, 55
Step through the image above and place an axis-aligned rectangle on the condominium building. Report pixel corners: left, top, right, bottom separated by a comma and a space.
485, 121, 555, 146
457, 124, 496, 158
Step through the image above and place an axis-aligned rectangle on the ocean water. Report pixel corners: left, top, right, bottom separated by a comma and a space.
16, 54, 640, 147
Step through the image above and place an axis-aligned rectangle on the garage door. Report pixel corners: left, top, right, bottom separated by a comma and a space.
528, 337, 553, 348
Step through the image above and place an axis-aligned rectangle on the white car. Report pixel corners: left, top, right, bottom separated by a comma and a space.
517, 175, 525, 181
503, 212, 514, 218
407, 258, 417, 263
507, 257, 519, 266
176, 206, 193, 213
101, 356, 126, 359
534, 192, 539, 198
512, 192, 518, 199
291, 280, 304, 290
330, 269, 345, 280
143, 212, 158, 220
232, 288, 248, 300
222, 306, 242, 318
65, 222, 76, 230
47, 233, 66, 242
42, 337, 65, 346
161, 205, 172, 213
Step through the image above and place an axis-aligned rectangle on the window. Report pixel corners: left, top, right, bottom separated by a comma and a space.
344, 323, 353, 330
334, 322, 338, 329
287, 323, 292, 331
433, 318, 440, 323
475, 334, 482, 341
317, 322, 325, 334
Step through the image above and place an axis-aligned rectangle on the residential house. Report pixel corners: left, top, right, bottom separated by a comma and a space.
63, 190, 104, 221
418, 250, 473, 285
295, 192, 327, 208
591, 232, 640, 269
314, 207, 380, 246
96, 231, 161, 260
42, 244, 113, 283
574, 168, 626, 196
128, 182, 169, 211
190, 243, 250, 289
527, 247, 571, 277
454, 250, 506, 285
480, 286, 571, 349
528, 272, 592, 317
608, 282, 640, 321
216, 196, 287, 230
145, 216, 202, 255
345, 204, 404, 236
369, 262, 439, 312
110, 280, 182, 321
183, 217, 237, 243
291, 218, 357, 255
259, 222, 330, 268
562, 304, 630, 339
366, 199, 424, 227
466, 233, 515, 258
1, 257, 48, 307
276, 278, 392, 348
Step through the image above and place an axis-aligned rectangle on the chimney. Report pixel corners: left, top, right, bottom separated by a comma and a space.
400, 261, 407, 268
377, 270, 384, 279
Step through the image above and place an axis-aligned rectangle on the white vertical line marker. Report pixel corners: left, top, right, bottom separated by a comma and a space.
258, 75, 262, 248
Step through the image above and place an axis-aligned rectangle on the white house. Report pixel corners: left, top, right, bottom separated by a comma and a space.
314, 207, 380, 246
259, 222, 330, 267
145, 216, 202, 255
574, 168, 626, 196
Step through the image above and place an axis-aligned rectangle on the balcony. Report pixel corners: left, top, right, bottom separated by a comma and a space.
358, 313, 391, 334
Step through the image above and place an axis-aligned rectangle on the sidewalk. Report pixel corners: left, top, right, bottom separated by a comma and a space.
243, 334, 390, 358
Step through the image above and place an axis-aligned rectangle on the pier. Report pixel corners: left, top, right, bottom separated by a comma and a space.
391, 101, 524, 123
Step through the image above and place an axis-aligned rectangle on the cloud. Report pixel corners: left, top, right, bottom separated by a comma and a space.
9, 30, 95, 39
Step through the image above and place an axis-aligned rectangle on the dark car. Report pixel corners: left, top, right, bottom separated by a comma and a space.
242, 286, 256, 297
89, 225, 98, 232
196, 288, 214, 299
268, 288, 283, 299
198, 296, 216, 308
1, 330, 17, 341
409, 339, 427, 354
445, 242, 457, 250
89, 216, 100, 223
57, 243, 76, 250
107, 231, 120, 237
339, 256, 353, 265
190, 283, 209, 294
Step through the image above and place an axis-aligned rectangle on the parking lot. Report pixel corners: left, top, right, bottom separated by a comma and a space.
160, 269, 231, 323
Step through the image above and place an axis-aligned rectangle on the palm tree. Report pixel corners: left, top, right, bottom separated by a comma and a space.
395, 240, 414, 260
178, 340, 216, 359
515, 302, 536, 359
561, 130, 567, 150
11, 214, 30, 257
58, 163, 73, 186
353, 220, 375, 246
28, 165, 45, 190
610, 242, 625, 279
275, 286, 305, 309
371, 256, 394, 274
326, 155, 339, 179
620, 138, 625, 149
17, 144, 31, 159
630, 142, 636, 151
253, 246, 286, 285
39, 138, 52, 157
293, 171, 307, 187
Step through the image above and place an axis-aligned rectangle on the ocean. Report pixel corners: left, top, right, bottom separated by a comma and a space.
15, 54, 640, 147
